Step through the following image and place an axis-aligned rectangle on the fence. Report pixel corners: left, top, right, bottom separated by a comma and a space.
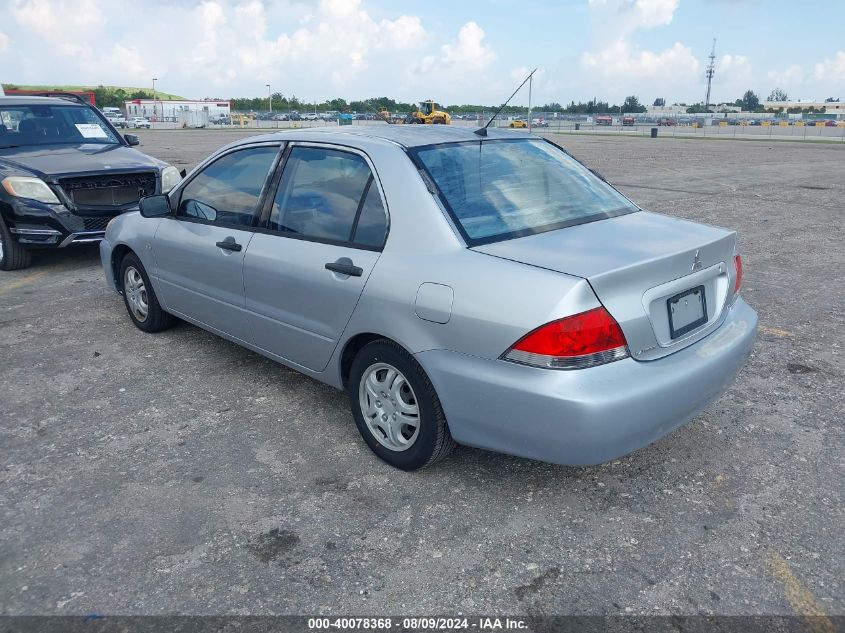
175, 111, 845, 141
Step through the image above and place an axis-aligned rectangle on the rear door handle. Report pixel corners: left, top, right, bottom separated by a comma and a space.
215, 236, 242, 252
325, 259, 363, 277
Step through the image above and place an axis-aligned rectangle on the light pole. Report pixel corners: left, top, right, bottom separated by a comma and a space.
152, 77, 157, 121
267, 84, 272, 113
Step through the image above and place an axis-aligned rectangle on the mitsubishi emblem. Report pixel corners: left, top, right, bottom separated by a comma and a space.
692, 249, 702, 271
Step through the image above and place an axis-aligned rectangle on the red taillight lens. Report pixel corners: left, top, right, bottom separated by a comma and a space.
504, 307, 629, 369
734, 255, 743, 294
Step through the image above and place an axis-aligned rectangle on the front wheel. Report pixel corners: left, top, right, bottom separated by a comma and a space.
348, 340, 456, 471
119, 253, 175, 333
0, 215, 32, 271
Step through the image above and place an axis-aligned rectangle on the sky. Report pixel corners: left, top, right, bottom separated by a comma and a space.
1, 0, 844, 106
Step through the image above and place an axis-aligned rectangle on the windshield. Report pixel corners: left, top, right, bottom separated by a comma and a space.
0, 104, 121, 148
413, 139, 637, 245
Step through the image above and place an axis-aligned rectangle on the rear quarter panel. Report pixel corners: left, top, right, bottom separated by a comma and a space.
331, 141, 602, 385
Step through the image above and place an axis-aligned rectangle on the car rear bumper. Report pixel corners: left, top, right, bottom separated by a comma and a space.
415, 297, 757, 467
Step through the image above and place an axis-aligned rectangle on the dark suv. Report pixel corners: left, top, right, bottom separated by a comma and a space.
0, 95, 181, 270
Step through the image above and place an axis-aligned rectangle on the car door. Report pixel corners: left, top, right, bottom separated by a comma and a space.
152, 143, 282, 341
243, 144, 389, 372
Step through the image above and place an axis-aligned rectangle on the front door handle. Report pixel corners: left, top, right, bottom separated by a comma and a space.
215, 236, 242, 252
325, 258, 363, 277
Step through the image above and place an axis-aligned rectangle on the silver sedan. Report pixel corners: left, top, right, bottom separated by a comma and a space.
100, 126, 757, 470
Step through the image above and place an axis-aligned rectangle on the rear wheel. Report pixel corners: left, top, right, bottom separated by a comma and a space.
0, 215, 33, 271
348, 340, 456, 470
119, 252, 175, 333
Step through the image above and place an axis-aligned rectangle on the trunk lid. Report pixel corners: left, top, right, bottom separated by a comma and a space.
471, 211, 738, 361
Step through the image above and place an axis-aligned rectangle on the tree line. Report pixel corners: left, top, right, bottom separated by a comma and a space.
6, 84, 838, 115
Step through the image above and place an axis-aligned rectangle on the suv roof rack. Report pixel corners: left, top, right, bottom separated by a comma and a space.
27, 92, 90, 105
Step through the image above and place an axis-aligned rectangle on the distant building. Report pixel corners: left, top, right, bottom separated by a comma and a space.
124, 99, 231, 124
646, 105, 687, 115
763, 100, 845, 116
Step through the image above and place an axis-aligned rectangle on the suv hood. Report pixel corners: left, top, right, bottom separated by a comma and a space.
0, 144, 163, 181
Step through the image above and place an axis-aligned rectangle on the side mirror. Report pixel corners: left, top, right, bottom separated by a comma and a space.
124, 134, 140, 146
139, 194, 172, 218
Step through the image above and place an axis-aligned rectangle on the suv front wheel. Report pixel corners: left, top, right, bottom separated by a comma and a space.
0, 215, 33, 271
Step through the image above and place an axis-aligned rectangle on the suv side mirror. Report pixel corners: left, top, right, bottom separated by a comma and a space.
139, 194, 172, 218
124, 134, 140, 146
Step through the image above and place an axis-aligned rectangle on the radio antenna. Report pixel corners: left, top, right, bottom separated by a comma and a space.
475, 68, 537, 137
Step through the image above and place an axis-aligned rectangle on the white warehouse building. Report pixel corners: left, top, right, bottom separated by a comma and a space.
124, 99, 231, 125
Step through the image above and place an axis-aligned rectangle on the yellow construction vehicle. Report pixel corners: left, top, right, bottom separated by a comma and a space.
406, 100, 451, 125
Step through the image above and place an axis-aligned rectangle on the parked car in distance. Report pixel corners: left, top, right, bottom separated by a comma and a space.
532, 118, 549, 127
127, 117, 151, 129
104, 112, 127, 128
101, 127, 757, 471
509, 118, 528, 128
0, 95, 181, 270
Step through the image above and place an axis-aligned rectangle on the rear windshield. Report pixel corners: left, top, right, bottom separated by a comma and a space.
412, 139, 637, 245
0, 104, 120, 148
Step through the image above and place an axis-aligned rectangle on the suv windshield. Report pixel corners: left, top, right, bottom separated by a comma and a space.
0, 104, 120, 148
412, 139, 637, 245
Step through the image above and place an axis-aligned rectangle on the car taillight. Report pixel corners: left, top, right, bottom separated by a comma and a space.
734, 255, 743, 295
502, 306, 629, 370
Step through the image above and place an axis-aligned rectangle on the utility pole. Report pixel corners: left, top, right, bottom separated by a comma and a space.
267, 84, 272, 113
152, 77, 157, 121
704, 39, 716, 113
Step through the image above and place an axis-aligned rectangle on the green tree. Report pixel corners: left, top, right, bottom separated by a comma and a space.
767, 87, 788, 102
741, 90, 759, 111
622, 95, 646, 113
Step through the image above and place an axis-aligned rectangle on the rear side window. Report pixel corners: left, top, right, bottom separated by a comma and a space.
352, 182, 388, 248
268, 147, 387, 248
178, 146, 278, 226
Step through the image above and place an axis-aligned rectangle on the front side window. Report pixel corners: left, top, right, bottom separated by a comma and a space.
0, 104, 120, 148
268, 147, 387, 247
178, 146, 279, 227
413, 139, 638, 245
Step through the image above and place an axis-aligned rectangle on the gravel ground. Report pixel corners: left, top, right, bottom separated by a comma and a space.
1, 130, 843, 618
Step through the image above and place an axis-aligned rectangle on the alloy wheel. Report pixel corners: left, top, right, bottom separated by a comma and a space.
123, 266, 149, 322
358, 362, 420, 452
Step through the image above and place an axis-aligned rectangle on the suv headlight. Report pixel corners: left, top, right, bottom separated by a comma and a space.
160, 166, 182, 194
1, 176, 61, 204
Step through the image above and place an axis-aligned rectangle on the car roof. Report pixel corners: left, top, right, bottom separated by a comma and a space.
245, 125, 532, 150
0, 96, 86, 107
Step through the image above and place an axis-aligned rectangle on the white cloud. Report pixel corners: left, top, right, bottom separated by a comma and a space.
2, 0, 499, 102
814, 51, 845, 84
440, 21, 495, 70
582, 40, 698, 79
767, 64, 805, 89
579, 0, 704, 102
11, 0, 104, 55
0, 32, 9, 54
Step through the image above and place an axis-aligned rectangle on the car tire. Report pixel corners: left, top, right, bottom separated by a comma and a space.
348, 339, 456, 471
0, 215, 33, 271
119, 252, 175, 333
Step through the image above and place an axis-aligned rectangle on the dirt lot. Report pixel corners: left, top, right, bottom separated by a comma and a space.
1, 130, 843, 617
